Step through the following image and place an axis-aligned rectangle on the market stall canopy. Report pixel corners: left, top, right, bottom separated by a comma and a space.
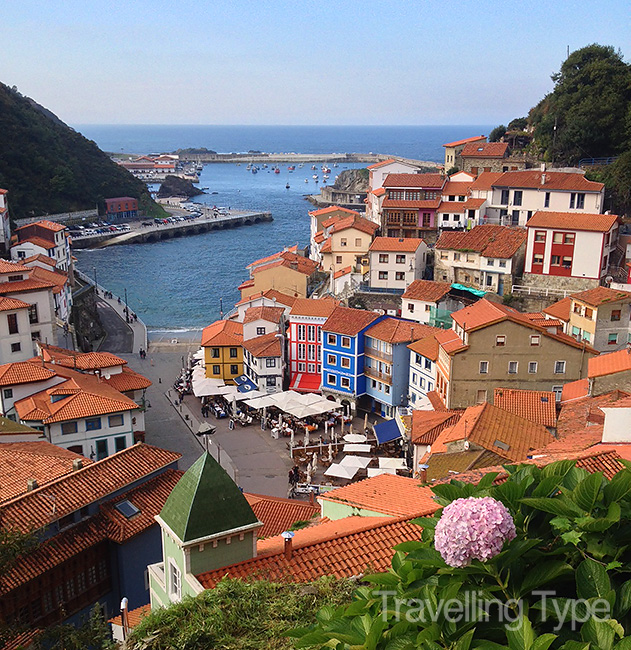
373, 419, 402, 445
343, 443, 372, 453
324, 463, 359, 480
367, 467, 397, 477
339, 455, 372, 469
343, 433, 367, 443
192, 377, 226, 397
192, 348, 205, 360
378, 457, 408, 470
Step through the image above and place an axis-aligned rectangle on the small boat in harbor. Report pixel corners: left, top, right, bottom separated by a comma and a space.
287, 165, 295, 171
322, 166, 331, 174
312, 174, 318, 180
304, 179, 309, 183
286, 183, 290, 189
311, 165, 317, 170
323, 175, 329, 182
252, 167, 258, 174
274, 167, 280, 174
298, 163, 304, 168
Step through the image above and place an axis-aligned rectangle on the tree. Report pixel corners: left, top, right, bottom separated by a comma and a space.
489, 124, 507, 142
507, 117, 528, 131
529, 44, 631, 164
586, 150, 631, 217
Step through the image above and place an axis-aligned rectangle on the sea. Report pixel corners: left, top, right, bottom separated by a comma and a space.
72, 125, 492, 335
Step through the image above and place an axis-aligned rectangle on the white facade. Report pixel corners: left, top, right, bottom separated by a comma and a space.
401, 298, 440, 324
369, 243, 428, 291
408, 351, 437, 409
0, 191, 11, 253
243, 349, 283, 393
243, 317, 281, 342
601, 404, 631, 443
235, 295, 292, 323
0, 374, 64, 419
368, 161, 422, 192
0, 306, 34, 364
2, 288, 55, 345
435, 249, 514, 293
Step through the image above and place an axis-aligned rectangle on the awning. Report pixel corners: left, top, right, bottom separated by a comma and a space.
450, 283, 486, 298
324, 463, 359, 480
343, 443, 372, 453
339, 455, 372, 469
289, 373, 322, 393
236, 377, 259, 393
378, 457, 407, 470
373, 419, 402, 445
367, 467, 396, 477
343, 433, 367, 443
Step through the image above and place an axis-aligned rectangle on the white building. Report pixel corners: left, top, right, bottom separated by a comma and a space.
407, 335, 439, 409
243, 332, 284, 393
0, 297, 35, 364
12, 220, 71, 272
400, 280, 453, 324
0, 189, 12, 254
368, 237, 428, 291
233, 289, 296, 323
242, 305, 285, 341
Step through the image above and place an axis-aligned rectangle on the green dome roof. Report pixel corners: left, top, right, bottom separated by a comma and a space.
160, 453, 258, 543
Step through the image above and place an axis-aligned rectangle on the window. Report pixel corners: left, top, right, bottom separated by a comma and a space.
86, 418, 101, 431
2, 388, 12, 399
307, 325, 315, 341
476, 389, 487, 404
528, 361, 538, 374
535, 231, 546, 242
212, 365, 220, 375
28, 305, 38, 324
169, 561, 181, 600
498, 260, 506, 269
487, 259, 494, 266
576, 193, 585, 209
256, 327, 266, 335
533, 254, 544, 265
230, 364, 239, 375
530, 335, 540, 346
585, 308, 593, 319
211, 347, 220, 358
500, 189, 509, 205
508, 361, 518, 374
266, 376, 276, 387
407, 303, 414, 312
327, 354, 336, 365
298, 362, 306, 372
553, 232, 564, 244
396, 254, 405, 264
266, 358, 275, 368
341, 336, 351, 348
425, 358, 432, 370
355, 238, 362, 246
340, 238, 347, 247
395, 272, 405, 281
554, 361, 566, 374
341, 357, 350, 369
341, 377, 350, 389
7, 313, 18, 335
298, 324, 306, 340
95, 439, 108, 461
440, 252, 448, 260
564, 233, 575, 244
608, 333, 618, 345
611, 310, 621, 322
307, 345, 315, 360
513, 190, 522, 206
61, 421, 78, 435
229, 348, 238, 358
378, 254, 389, 263
298, 344, 306, 359
114, 436, 127, 452
479, 361, 489, 374
544, 192, 550, 208
443, 214, 450, 222
327, 374, 336, 385
562, 257, 572, 268
327, 333, 336, 345
335, 256, 343, 264
378, 271, 388, 280
453, 252, 461, 261
551, 255, 561, 266
495, 335, 506, 346
108, 414, 124, 427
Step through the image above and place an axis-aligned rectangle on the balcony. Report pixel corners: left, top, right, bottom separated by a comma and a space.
364, 365, 392, 383
364, 347, 393, 363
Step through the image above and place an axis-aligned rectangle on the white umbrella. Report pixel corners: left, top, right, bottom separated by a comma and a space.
343, 443, 372, 453
306, 465, 313, 484
324, 463, 359, 480
328, 443, 333, 463
344, 433, 367, 443
311, 454, 318, 474
304, 429, 310, 448
340, 455, 372, 469
290, 429, 294, 447
378, 457, 408, 470
367, 467, 396, 477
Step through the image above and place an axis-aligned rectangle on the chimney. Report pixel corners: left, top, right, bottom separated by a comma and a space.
309, 489, 315, 506
72, 459, 83, 471
281, 530, 295, 560
541, 173, 546, 186
27, 478, 38, 491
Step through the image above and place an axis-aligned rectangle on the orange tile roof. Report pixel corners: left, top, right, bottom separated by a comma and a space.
109, 604, 151, 629
369, 236, 425, 252
382, 198, 441, 209
402, 279, 451, 302
0, 259, 30, 274
555, 390, 629, 440
521, 313, 564, 329
372, 187, 386, 197
460, 142, 508, 158
201, 319, 243, 347
589, 349, 631, 378
243, 306, 285, 325
0, 296, 30, 311
244, 493, 320, 538
242, 331, 282, 357
572, 286, 631, 307
290, 297, 338, 318
383, 173, 445, 189
28, 265, 67, 294
238, 278, 255, 291
469, 171, 504, 191
319, 473, 438, 517
493, 388, 557, 428
437, 201, 466, 213
526, 211, 618, 233
561, 378, 589, 402
543, 297, 572, 322
366, 158, 397, 169
252, 252, 319, 277
16, 219, 66, 233
463, 197, 487, 210
320, 239, 332, 253
0, 277, 56, 295
365, 318, 439, 344
247, 245, 299, 268
235, 289, 297, 307
0, 361, 57, 386
494, 170, 604, 192
308, 206, 360, 217
196, 514, 428, 589
333, 265, 352, 279
435, 328, 467, 354
431, 402, 552, 462
313, 230, 325, 244
427, 390, 448, 411
14, 235, 56, 250
408, 335, 439, 361
329, 215, 379, 236
21, 253, 57, 267
0, 442, 91, 503
443, 135, 486, 148
102, 367, 152, 393
411, 410, 462, 445
436, 224, 526, 258
450, 298, 513, 330
39, 344, 126, 370
0, 443, 181, 534
323, 306, 382, 336
442, 180, 473, 196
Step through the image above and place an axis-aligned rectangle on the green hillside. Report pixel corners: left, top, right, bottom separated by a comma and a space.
0, 83, 162, 220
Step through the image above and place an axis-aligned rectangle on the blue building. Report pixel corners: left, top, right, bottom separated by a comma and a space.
320, 306, 384, 413
364, 318, 438, 418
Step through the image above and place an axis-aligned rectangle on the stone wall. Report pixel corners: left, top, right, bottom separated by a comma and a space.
522, 273, 599, 293
71, 284, 106, 351
591, 370, 631, 397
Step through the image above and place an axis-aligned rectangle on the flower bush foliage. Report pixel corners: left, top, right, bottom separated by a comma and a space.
292, 460, 631, 650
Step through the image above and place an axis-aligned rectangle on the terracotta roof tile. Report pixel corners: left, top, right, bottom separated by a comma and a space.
308, 206, 360, 217
369, 236, 425, 252
426, 449, 507, 481
526, 211, 618, 233
242, 331, 282, 357
383, 173, 445, 189
17, 220, 66, 233
236, 289, 297, 307
366, 158, 397, 169
102, 367, 152, 393
252, 252, 319, 277
372, 187, 386, 197
320, 239, 332, 253
427, 390, 448, 410
21, 253, 57, 267
443, 135, 486, 148
196, 514, 429, 589
469, 172, 504, 191
323, 306, 382, 336
543, 297, 572, 322
463, 197, 486, 209
435, 328, 468, 354
329, 215, 379, 236
442, 180, 473, 196
365, 318, 439, 344
0, 260, 30, 274
493, 388, 557, 428
109, 604, 151, 629
460, 142, 508, 158
555, 391, 629, 439
408, 335, 439, 361
382, 198, 441, 209
402, 279, 451, 302
437, 201, 466, 213
290, 297, 339, 318
243, 306, 285, 325
247, 245, 299, 268
589, 349, 631, 378
436, 224, 526, 258
0, 277, 56, 295
411, 410, 462, 445
201, 320, 243, 347
561, 378, 589, 402
494, 170, 604, 192
333, 266, 352, 279
572, 286, 631, 307
0, 296, 30, 311
319, 473, 438, 517
28, 265, 67, 294
0, 362, 56, 386
14, 235, 56, 250
244, 493, 320, 539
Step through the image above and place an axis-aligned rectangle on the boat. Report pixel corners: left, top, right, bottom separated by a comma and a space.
262, 163, 268, 168
311, 165, 317, 170
322, 166, 331, 174
312, 174, 318, 180
246, 163, 252, 170
274, 167, 280, 174
333, 163, 338, 168
287, 165, 295, 171
286, 183, 290, 189
323, 175, 329, 182
298, 163, 304, 168
252, 167, 258, 174
305, 179, 309, 183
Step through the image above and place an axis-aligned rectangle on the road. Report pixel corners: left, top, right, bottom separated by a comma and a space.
96, 299, 134, 353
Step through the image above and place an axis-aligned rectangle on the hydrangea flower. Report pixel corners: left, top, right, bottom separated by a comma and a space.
434, 496, 516, 567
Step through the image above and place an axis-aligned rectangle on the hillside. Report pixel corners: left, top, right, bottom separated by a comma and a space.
0, 83, 161, 220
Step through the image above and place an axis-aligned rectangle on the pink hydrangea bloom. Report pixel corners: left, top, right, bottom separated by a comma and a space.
434, 496, 516, 567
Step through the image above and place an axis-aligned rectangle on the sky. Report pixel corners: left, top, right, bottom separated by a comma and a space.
3, 0, 630, 126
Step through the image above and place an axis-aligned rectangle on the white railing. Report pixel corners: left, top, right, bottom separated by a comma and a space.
511, 284, 574, 299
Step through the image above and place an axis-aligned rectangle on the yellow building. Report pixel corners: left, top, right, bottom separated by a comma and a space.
319, 214, 379, 274
201, 320, 244, 383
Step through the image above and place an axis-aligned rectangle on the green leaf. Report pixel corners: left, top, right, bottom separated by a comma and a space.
520, 497, 583, 517
550, 516, 572, 532
614, 638, 631, 649
532, 634, 557, 650
505, 613, 535, 650
603, 469, 631, 504
561, 530, 583, 546
532, 475, 564, 497
411, 516, 438, 529
452, 629, 476, 650
541, 459, 577, 479
520, 561, 573, 595
557, 642, 590, 650
615, 580, 631, 618
476, 472, 500, 490
573, 471, 603, 513
394, 540, 427, 553
576, 558, 611, 600
364, 572, 400, 586
581, 617, 615, 650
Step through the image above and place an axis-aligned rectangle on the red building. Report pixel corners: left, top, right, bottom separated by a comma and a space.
105, 197, 138, 221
